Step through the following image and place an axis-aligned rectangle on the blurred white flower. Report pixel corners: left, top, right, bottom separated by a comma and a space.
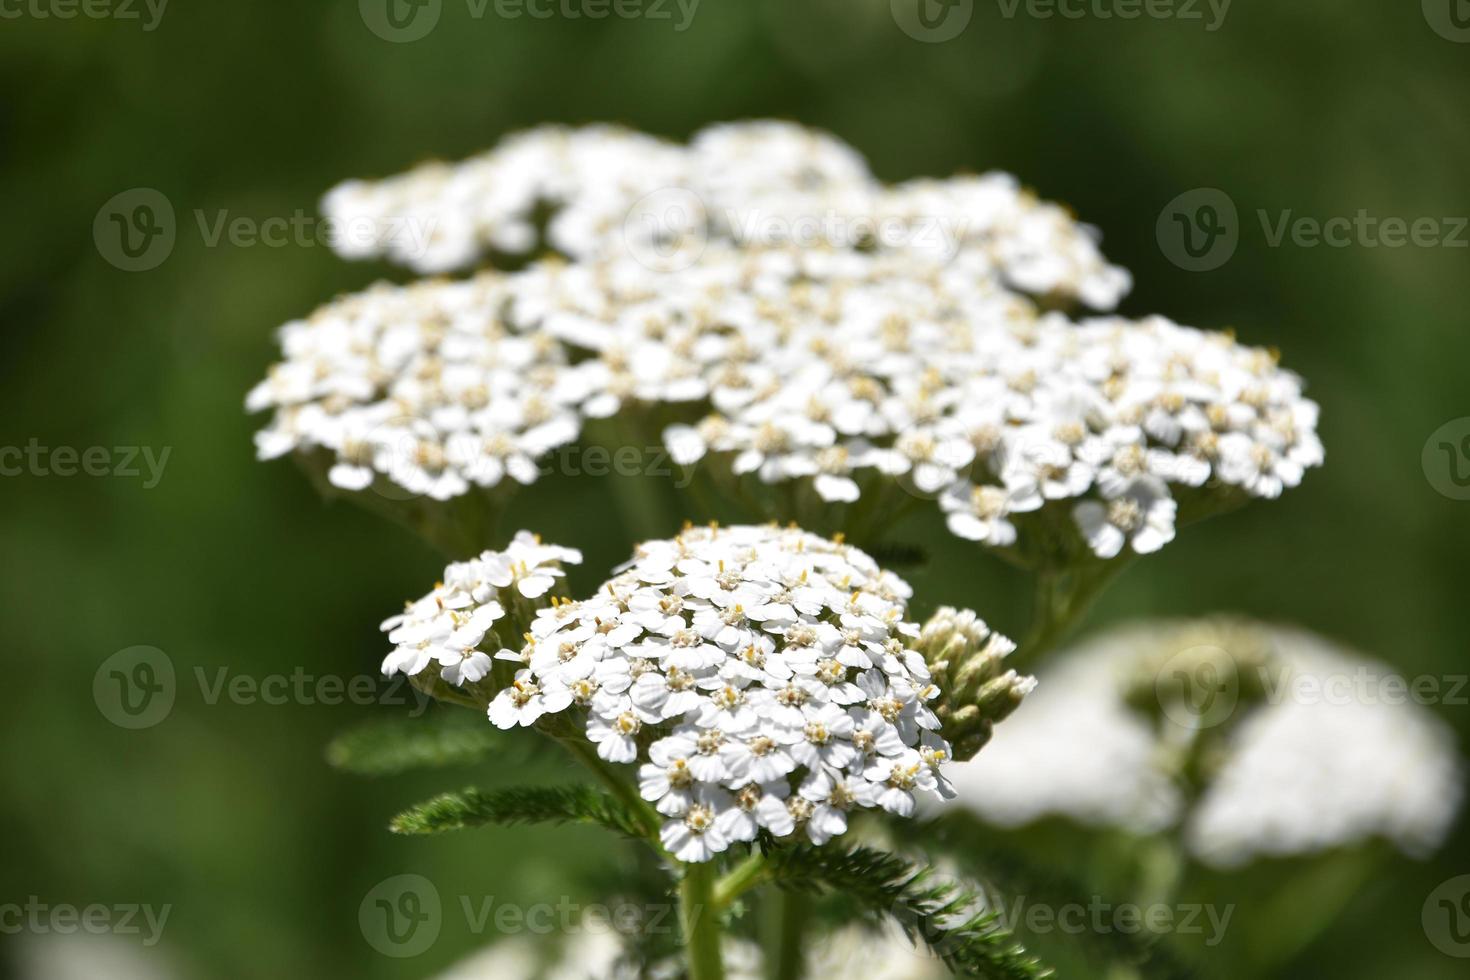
942, 620, 1463, 867
320, 120, 1131, 309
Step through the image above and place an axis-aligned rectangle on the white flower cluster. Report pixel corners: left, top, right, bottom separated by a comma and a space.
246, 274, 592, 500
530, 245, 1322, 560
943, 620, 1463, 867
380, 531, 581, 685
250, 243, 1322, 559
321, 120, 1130, 309
385, 524, 998, 863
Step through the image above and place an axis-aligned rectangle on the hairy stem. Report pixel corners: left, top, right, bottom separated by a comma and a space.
681, 861, 727, 980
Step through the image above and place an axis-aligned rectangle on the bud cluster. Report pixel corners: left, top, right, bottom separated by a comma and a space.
915, 607, 1034, 761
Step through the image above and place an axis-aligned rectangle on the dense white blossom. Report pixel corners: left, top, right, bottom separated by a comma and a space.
252, 243, 1322, 562
520, 245, 1321, 561
943, 620, 1463, 867
320, 120, 1130, 309
384, 524, 1021, 862
246, 274, 595, 500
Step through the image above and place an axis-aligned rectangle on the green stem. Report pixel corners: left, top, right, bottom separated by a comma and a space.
762, 888, 809, 980
713, 851, 769, 908
1014, 560, 1127, 667
558, 736, 662, 841
680, 861, 727, 980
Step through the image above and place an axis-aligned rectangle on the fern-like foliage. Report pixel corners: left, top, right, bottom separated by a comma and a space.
390, 785, 646, 839
325, 713, 519, 776
763, 843, 1052, 980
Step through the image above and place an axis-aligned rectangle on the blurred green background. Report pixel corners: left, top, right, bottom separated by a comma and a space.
2, 1, 1467, 977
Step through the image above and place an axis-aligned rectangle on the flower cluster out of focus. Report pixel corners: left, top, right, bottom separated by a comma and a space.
943, 618, 1463, 868
380, 524, 1032, 862
321, 120, 1130, 309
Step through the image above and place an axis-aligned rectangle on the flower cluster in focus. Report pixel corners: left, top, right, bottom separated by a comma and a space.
380, 524, 1031, 862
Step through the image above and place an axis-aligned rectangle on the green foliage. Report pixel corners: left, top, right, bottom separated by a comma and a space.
390, 784, 647, 839
325, 712, 514, 776
763, 843, 1052, 980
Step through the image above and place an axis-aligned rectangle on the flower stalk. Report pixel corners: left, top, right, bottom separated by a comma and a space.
680, 861, 726, 980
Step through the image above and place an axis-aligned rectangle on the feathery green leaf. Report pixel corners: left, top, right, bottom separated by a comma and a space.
390, 784, 647, 838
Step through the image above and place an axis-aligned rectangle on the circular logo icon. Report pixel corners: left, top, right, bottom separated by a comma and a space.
1423, 418, 1470, 501
360, 0, 442, 43
94, 646, 176, 730
891, 0, 973, 43
360, 874, 442, 957
1156, 188, 1238, 272
1423, 876, 1470, 957
1154, 644, 1240, 731
1423, 0, 1470, 42
94, 188, 176, 272
622, 187, 709, 273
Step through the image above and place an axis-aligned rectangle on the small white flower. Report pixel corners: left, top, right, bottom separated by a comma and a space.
1074, 476, 1177, 559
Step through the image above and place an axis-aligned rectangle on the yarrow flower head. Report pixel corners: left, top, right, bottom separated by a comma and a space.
246, 273, 597, 508
320, 120, 1130, 310
382, 524, 1029, 863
